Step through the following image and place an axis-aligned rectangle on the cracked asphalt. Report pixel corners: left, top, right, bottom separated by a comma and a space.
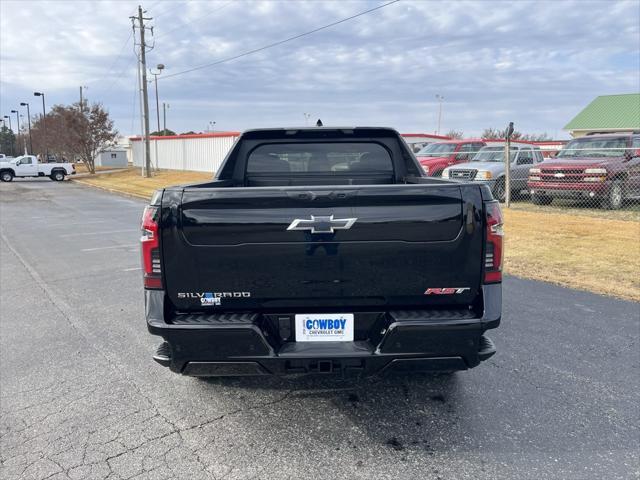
1, 179, 639, 480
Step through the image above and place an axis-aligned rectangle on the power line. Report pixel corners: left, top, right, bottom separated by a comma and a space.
160, 0, 401, 81
153, 0, 191, 20
156, 0, 233, 39
89, 28, 133, 86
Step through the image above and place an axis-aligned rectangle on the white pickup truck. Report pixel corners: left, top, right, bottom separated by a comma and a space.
0, 155, 76, 182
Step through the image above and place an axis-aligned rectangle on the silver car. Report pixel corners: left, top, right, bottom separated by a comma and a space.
442, 142, 545, 201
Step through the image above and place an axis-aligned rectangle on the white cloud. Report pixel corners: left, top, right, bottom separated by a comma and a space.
1, 0, 638, 137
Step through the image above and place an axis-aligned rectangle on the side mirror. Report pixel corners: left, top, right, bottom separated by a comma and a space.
550, 151, 558, 158
15, 160, 21, 166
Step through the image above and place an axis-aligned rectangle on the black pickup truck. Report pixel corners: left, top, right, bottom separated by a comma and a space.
142, 127, 503, 377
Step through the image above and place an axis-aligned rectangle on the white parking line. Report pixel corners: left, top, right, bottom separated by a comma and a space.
47, 220, 108, 227
61, 229, 138, 238
123, 267, 142, 271
81, 244, 137, 252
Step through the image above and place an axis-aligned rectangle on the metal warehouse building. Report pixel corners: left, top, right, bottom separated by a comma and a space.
131, 131, 450, 173
132, 132, 240, 173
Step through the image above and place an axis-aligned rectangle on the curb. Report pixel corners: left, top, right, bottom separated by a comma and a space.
70, 178, 150, 201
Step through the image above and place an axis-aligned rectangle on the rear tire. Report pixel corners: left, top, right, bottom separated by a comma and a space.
532, 193, 552, 205
601, 180, 624, 210
51, 171, 65, 182
0, 171, 13, 182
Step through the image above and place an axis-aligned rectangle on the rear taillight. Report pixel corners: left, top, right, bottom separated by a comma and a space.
484, 201, 503, 283
141, 206, 162, 289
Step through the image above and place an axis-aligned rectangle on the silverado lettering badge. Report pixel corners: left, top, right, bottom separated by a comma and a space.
287, 215, 357, 234
425, 288, 471, 295
177, 292, 251, 306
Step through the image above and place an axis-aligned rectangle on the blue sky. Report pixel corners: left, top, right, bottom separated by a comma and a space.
1, 0, 638, 139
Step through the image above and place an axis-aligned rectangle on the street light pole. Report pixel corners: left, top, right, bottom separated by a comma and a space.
34, 92, 47, 159
79, 86, 88, 112
149, 64, 164, 134
163, 102, 169, 133
3, 116, 13, 155
435, 94, 444, 135
11, 110, 20, 136
19, 103, 33, 154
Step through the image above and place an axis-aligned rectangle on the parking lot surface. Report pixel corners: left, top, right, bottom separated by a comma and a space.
1, 179, 639, 480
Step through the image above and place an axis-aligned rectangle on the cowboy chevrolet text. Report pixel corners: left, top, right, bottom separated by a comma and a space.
141, 127, 503, 377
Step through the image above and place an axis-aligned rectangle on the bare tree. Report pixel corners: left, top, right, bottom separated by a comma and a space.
445, 129, 464, 139
481, 127, 551, 141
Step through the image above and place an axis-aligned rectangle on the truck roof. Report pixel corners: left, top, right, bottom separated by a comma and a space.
241, 126, 400, 135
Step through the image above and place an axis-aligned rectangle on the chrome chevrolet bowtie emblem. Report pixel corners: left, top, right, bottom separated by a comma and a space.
554, 172, 565, 178
287, 215, 357, 234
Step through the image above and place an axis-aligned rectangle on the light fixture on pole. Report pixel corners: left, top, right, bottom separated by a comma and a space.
208, 121, 216, 133
149, 64, 165, 134
435, 94, 444, 135
19, 103, 33, 154
33, 92, 47, 159
303, 113, 311, 126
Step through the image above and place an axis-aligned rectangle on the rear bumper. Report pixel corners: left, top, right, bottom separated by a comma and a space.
146, 284, 501, 377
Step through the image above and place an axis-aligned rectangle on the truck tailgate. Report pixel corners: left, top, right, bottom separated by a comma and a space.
161, 184, 483, 310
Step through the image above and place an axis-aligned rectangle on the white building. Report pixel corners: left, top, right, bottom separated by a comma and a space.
131, 131, 455, 173
131, 132, 240, 173
95, 149, 128, 167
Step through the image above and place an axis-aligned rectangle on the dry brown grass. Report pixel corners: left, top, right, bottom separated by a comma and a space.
73, 167, 212, 199
504, 209, 640, 301
74, 163, 122, 173
74, 170, 640, 301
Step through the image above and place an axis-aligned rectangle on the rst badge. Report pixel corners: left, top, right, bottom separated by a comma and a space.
424, 287, 471, 295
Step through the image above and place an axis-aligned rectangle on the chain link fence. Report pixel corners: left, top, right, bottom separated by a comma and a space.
421, 139, 640, 214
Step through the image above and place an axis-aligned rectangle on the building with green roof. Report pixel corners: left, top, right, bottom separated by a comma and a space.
564, 93, 640, 137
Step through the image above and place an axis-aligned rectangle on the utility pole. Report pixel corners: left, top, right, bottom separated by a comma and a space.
131, 5, 153, 177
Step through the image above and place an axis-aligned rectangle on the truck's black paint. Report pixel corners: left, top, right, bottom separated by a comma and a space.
145, 127, 501, 376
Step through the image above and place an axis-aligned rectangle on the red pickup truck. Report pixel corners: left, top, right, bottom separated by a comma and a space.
527, 133, 640, 209
416, 140, 486, 177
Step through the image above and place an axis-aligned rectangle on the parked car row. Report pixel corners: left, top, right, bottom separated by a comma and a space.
416, 139, 545, 201
416, 133, 640, 209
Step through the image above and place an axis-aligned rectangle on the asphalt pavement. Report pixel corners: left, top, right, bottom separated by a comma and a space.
1, 178, 639, 480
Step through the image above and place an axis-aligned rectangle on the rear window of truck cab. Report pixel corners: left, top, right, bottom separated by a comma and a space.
246, 142, 393, 174
557, 137, 628, 158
